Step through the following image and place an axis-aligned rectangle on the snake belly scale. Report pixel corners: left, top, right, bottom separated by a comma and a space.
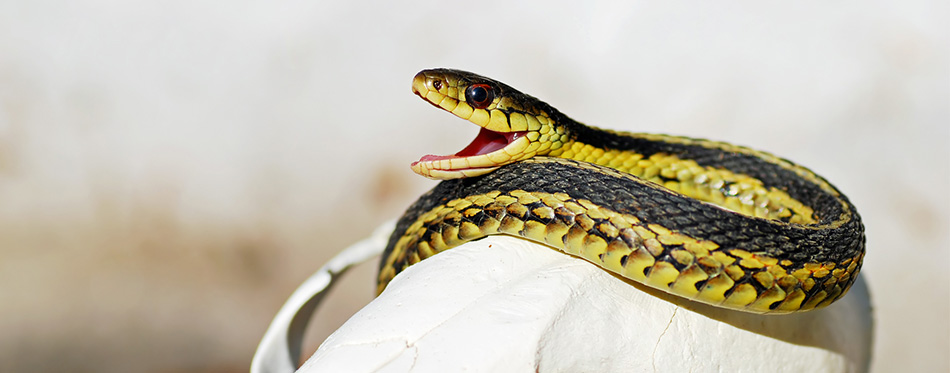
378, 69, 865, 314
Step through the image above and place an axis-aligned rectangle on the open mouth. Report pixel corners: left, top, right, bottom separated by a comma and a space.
411, 127, 529, 179
414, 128, 525, 164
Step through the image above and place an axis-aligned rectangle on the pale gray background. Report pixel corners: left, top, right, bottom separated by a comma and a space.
1, 1, 946, 372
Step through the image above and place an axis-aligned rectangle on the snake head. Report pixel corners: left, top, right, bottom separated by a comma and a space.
410, 68, 570, 180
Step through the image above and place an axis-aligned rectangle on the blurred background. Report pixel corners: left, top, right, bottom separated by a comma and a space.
0, 1, 946, 372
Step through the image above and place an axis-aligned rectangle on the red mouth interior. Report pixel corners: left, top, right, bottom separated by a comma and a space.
415, 128, 526, 165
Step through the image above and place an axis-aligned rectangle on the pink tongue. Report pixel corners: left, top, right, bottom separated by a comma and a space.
415, 128, 524, 164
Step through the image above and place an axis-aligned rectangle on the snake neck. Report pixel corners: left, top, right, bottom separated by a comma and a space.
544, 111, 656, 166
560, 116, 636, 151
548, 111, 671, 157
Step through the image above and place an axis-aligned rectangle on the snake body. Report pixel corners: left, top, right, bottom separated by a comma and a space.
378, 69, 865, 314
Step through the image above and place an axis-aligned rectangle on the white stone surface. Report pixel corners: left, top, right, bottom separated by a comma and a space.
300, 235, 873, 373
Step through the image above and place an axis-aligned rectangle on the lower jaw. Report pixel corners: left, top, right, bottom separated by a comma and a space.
410, 162, 500, 180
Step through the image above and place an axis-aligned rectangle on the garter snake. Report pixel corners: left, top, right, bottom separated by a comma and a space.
378, 68, 865, 314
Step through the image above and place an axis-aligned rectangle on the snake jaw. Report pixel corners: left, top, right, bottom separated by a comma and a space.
411, 127, 529, 180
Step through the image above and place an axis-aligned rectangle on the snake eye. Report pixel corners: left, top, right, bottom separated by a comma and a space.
465, 84, 494, 109
431, 79, 442, 90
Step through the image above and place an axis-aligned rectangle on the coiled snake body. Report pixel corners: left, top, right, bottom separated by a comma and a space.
378, 69, 865, 314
